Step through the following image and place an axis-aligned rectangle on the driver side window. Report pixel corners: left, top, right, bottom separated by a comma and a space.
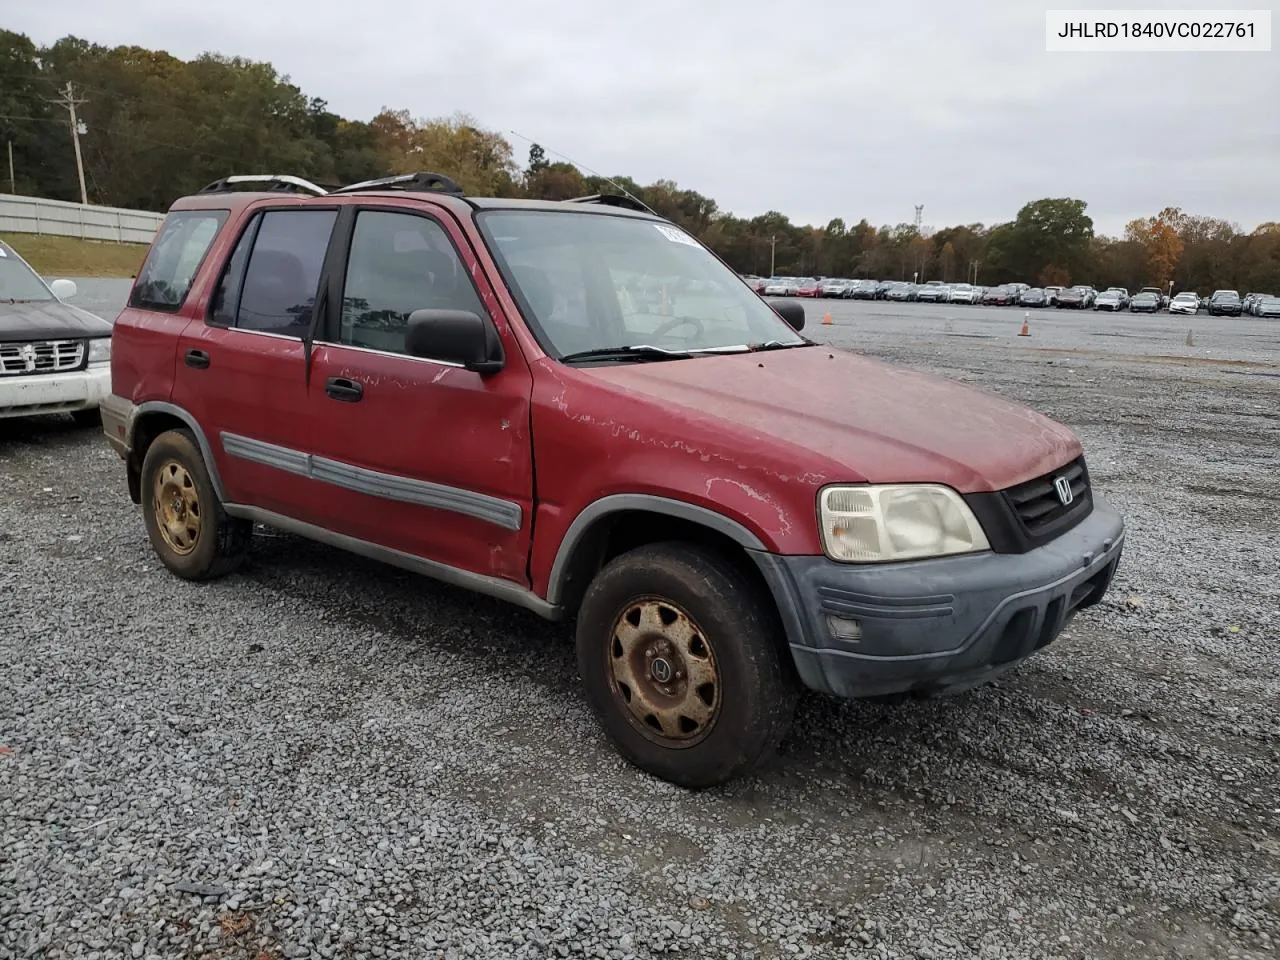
339, 210, 486, 355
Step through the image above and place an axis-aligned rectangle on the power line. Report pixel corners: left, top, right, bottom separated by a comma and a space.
47, 82, 89, 204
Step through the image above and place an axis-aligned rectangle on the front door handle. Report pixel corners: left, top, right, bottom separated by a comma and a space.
184, 349, 210, 370
325, 376, 364, 402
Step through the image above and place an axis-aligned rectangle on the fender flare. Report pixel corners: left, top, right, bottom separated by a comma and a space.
130, 401, 228, 502
544, 494, 768, 606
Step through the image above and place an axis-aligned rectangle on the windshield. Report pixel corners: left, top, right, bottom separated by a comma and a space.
479, 211, 806, 358
0, 245, 54, 302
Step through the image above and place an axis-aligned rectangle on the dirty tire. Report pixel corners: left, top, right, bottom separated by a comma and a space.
71, 407, 102, 428
576, 541, 798, 789
140, 428, 250, 581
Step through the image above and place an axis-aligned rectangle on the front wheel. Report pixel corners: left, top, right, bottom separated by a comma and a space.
575, 542, 798, 788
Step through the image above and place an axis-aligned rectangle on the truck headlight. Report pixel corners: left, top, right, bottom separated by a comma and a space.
87, 338, 111, 365
818, 484, 990, 563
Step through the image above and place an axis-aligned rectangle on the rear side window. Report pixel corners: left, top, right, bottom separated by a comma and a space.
130, 210, 229, 312
213, 209, 337, 337
208, 215, 262, 326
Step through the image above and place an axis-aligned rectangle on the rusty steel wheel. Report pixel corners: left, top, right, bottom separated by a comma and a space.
576, 542, 799, 788
140, 428, 250, 581
607, 597, 721, 746
151, 459, 202, 556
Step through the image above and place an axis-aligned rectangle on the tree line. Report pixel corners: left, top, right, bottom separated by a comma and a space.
3, 31, 1277, 295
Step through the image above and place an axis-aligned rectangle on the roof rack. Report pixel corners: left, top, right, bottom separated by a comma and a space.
565, 193, 652, 213
197, 174, 329, 196
331, 172, 465, 196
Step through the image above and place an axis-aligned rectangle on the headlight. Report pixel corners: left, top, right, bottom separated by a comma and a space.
87, 338, 111, 365
818, 484, 990, 563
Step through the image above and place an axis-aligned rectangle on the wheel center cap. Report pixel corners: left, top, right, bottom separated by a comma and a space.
650, 657, 673, 684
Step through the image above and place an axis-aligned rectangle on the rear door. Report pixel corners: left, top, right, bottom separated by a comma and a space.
170, 204, 340, 519
305, 202, 535, 585
111, 208, 230, 413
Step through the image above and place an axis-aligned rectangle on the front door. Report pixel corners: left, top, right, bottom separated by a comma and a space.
305, 204, 535, 585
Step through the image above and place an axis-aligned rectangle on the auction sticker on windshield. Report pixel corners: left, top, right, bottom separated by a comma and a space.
654, 224, 700, 246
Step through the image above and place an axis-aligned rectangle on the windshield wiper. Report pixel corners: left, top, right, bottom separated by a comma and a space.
747, 339, 810, 352
559, 344, 697, 364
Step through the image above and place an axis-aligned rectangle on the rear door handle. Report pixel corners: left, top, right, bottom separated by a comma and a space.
184, 349, 210, 370
325, 376, 364, 402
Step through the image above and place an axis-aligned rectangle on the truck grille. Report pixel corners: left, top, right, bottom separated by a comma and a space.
0, 340, 85, 376
1004, 456, 1090, 536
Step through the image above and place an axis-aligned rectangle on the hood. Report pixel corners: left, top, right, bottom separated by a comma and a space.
0, 298, 112, 343
585, 346, 1080, 493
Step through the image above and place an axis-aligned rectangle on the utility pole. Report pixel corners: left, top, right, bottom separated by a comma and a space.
6, 140, 13, 194
49, 82, 89, 204
914, 204, 923, 232
769, 235, 777, 277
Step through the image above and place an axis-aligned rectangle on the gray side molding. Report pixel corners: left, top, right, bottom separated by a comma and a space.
545, 494, 768, 605
221, 431, 523, 531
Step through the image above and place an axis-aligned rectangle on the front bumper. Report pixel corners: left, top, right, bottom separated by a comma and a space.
0, 365, 111, 420
752, 497, 1125, 699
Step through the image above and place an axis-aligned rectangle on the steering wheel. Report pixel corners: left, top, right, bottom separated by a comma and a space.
647, 314, 705, 340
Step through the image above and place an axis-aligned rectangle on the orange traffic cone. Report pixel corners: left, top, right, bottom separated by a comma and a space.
822, 310, 833, 325
1018, 312, 1030, 337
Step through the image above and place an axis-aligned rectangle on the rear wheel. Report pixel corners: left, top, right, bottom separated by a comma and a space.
140, 428, 250, 580
575, 542, 798, 788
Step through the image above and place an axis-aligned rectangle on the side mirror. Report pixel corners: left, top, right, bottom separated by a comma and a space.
765, 298, 805, 331
405, 309, 504, 374
49, 278, 77, 300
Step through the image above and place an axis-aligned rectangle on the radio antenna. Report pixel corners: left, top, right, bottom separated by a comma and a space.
509, 130, 654, 213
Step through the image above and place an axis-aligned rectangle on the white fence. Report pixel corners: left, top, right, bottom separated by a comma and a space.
0, 193, 164, 244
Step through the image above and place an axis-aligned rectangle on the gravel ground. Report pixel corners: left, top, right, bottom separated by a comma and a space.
2, 288, 1277, 960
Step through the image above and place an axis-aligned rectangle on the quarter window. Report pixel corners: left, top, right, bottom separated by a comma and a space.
338, 210, 485, 355
130, 210, 229, 312
235, 210, 337, 336
208, 215, 261, 326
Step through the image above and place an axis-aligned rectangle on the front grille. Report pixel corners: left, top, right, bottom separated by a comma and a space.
963, 456, 1094, 554
1004, 456, 1090, 535
0, 339, 85, 376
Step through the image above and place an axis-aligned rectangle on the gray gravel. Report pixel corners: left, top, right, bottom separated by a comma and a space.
2, 292, 1277, 959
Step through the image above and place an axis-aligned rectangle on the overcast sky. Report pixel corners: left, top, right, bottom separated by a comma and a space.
10, 0, 1278, 235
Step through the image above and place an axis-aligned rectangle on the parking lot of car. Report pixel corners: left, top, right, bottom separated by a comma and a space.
2, 286, 1277, 960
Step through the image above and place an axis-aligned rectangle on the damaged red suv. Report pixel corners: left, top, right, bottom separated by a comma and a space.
101, 172, 1125, 788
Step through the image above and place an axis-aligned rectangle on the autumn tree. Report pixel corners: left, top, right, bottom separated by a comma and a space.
1124, 207, 1187, 287
1038, 264, 1070, 287
525, 161, 587, 200
372, 110, 519, 196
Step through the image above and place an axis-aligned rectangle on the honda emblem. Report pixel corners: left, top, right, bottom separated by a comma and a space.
1053, 475, 1074, 506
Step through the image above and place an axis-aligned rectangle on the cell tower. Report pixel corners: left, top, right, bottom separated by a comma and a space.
913, 204, 923, 231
